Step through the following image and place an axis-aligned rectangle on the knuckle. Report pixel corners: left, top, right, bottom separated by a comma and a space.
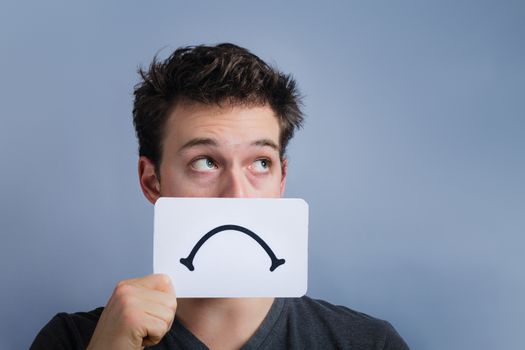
117, 294, 134, 310
114, 282, 133, 298
115, 279, 129, 290
160, 296, 177, 312
170, 298, 178, 311
158, 317, 171, 336
144, 319, 168, 345
158, 273, 172, 286
165, 307, 176, 323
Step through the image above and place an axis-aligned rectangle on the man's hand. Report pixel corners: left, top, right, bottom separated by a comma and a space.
87, 274, 177, 350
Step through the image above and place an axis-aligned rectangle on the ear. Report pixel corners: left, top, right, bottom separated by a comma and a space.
138, 156, 161, 205
280, 158, 288, 196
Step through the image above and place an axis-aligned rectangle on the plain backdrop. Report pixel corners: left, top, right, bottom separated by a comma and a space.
1, 1, 524, 349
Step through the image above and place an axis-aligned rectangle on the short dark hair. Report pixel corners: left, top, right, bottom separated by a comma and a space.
132, 43, 304, 170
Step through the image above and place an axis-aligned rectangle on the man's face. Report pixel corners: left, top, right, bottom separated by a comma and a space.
139, 102, 287, 202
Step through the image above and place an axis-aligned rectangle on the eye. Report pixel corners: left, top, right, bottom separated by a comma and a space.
251, 159, 271, 173
191, 157, 218, 172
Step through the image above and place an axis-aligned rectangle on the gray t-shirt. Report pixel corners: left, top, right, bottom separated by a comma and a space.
31, 296, 409, 349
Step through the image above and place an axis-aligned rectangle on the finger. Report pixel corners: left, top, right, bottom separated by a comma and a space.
130, 284, 178, 310
126, 274, 175, 294
136, 291, 178, 321
134, 297, 176, 327
114, 281, 177, 311
139, 312, 172, 347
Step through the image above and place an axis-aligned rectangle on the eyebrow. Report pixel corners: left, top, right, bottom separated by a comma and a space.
178, 138, 218, 153
178, 137, 280, 153
251, 139, 279, 151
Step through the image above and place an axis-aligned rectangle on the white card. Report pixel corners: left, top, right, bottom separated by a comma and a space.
154, 197, 308, 298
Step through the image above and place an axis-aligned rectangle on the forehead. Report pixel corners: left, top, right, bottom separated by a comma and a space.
163, 102, 281, 148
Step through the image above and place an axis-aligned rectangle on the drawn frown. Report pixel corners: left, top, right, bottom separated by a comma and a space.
179, 224, 286, 272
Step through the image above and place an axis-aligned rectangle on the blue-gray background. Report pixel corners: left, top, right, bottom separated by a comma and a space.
1, 1, 524, 349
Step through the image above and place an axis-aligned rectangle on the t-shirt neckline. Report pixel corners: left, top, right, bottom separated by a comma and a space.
168, 298, 287, 349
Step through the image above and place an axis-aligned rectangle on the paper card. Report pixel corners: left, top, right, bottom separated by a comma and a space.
154, 197, 308, 298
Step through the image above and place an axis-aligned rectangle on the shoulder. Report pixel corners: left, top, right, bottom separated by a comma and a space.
283, 296, 409, 349
30, 307, 104, 350
286, 295, 385, 328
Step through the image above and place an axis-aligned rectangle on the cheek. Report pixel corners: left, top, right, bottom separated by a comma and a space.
161, 182, 213, 197
158, 167, 189, 197
248, 173, 283, 197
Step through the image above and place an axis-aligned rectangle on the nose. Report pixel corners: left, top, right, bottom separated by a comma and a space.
219, 166, 249, 198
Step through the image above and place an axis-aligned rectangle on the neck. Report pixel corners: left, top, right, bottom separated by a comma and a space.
176, 297, 274, 350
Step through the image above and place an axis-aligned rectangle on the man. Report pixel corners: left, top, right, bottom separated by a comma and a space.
31, 43, 409, 349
